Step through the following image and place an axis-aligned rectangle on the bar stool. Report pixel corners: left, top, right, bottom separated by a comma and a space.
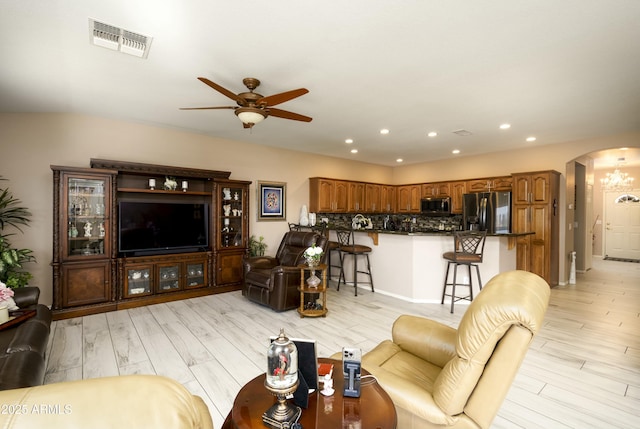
326, 240, 342, 281
441, 230, 486, 313
336, 227, 374, 296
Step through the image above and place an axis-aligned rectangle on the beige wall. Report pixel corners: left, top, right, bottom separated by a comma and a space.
0, 113, 392, 306
1, 112, 638, 305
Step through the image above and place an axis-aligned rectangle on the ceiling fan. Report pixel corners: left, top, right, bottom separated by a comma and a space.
180, 77, 312, 128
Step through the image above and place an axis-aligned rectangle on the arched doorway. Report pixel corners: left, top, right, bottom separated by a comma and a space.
566, 148, 640, 275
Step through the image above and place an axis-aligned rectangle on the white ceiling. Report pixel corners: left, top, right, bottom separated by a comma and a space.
1, 0, 639, 167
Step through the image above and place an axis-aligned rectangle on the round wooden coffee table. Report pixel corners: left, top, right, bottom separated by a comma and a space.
223, 357, 397, 428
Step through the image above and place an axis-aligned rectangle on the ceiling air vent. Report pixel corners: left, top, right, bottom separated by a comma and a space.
89, 18, 152, 59
452, 129, 473, 136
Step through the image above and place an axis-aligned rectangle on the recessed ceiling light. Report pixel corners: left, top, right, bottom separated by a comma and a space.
499, 123, 511, 130
350, 149, 358, 154
428, 132, 437, 137
526, 136, 536, 142
345, 138, 353, 144
452, 149, 460, 154
380, 129, 390, 135
396, 158, 403, 163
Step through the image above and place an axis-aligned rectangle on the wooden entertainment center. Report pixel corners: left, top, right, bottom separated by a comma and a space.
51, 159, 250, 320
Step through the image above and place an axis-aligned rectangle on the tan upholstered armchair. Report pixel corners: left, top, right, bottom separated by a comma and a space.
243, 231, 328, 311
360, 270, 550, 429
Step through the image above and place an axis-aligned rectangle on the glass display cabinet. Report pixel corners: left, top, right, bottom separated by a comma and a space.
124, 265, 153, 297
52, 160, 250, 320
215, 180, 250, 287
186, 261, 206, 288
51, 166, 117, 314
66, 177, 109, 258
158, 263, 181, 292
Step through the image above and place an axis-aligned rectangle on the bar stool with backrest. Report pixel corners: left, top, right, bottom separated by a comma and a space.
326, 239, 341, 282
336, 227, 374, 296
441, 230, 487, 313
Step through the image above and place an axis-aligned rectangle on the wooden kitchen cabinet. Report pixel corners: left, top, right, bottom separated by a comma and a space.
422, 182, 450, 197
309, 178, 349, 212
449, 181, 467, 214
467, 176, 513, 193
396, 184, 421, 213
365, 183, 381, 212
348, 181, 366, 212
379, 185, 396, 213
512, 171, 560, 286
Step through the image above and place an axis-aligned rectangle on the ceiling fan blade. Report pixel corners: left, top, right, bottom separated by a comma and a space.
268, 107, 312, 122
179, 106, 236, 110
258, 88, 309, 107
197, 77, 246, 105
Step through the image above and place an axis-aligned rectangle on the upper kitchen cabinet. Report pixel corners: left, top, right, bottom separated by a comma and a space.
466, 176, 513, 193
309, 178, 348, 212
396, 184, 421, 213
422, 182, 450, 197
348, 181, 366, 212
449, 181, 467, 214
513, 173, 554, 205
365, 183, 381, 212
379, 185, 396, 213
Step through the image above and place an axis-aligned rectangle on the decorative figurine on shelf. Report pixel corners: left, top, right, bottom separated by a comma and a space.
223, 204, 232, 216
163, 176, 178, 191
98, 222, 105, 237
223, 188, 231, 200
83, 221, 92, 237
233, 191, 239, 201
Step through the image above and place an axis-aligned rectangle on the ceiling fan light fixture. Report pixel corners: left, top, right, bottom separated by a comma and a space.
235, 107, 267, 126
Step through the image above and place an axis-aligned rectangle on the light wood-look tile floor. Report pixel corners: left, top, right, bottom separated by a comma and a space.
44, 259, 640, 428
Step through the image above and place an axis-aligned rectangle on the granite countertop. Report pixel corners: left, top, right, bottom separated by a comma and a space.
331, 227, 532, 237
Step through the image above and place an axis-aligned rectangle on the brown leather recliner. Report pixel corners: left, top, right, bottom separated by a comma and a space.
243, 231, 328, 311
357, 270, 550, 429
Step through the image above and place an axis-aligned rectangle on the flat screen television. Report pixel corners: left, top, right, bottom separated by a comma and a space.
118, 201, 209, 256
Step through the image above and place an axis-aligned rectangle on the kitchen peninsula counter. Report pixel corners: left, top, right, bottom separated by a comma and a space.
327, 228, 532, 303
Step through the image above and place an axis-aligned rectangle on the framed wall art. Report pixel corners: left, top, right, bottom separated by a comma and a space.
257, 181, 286, 221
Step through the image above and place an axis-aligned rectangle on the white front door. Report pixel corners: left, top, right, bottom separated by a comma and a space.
604, 191, 640, 261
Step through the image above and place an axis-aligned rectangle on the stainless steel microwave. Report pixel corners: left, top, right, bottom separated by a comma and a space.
421, 197, 451, 215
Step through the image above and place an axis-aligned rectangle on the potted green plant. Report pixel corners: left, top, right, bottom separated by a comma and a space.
0, 177, 35, 288
249, 235, 268, 257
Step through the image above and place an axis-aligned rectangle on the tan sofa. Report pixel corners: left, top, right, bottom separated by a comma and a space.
360, 270, 550, 429
0, 374, 213, 429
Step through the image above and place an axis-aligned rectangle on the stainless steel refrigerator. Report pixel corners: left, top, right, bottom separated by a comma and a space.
462, 192, 512, 233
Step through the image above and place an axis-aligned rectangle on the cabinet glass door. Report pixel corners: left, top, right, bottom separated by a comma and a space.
126, 267, 152, 296
220, 186, 244, 248
186, 262, 205, 288
67, 177, 108, 258
157, 263, 181, 292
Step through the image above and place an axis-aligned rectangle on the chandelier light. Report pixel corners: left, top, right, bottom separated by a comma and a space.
601, 167, 635, 192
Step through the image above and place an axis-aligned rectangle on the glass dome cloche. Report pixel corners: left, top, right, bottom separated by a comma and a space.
263, 328, 300, 427
266, 328, 299, 391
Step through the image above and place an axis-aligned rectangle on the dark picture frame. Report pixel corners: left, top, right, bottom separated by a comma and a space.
257, 181, 286, 221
